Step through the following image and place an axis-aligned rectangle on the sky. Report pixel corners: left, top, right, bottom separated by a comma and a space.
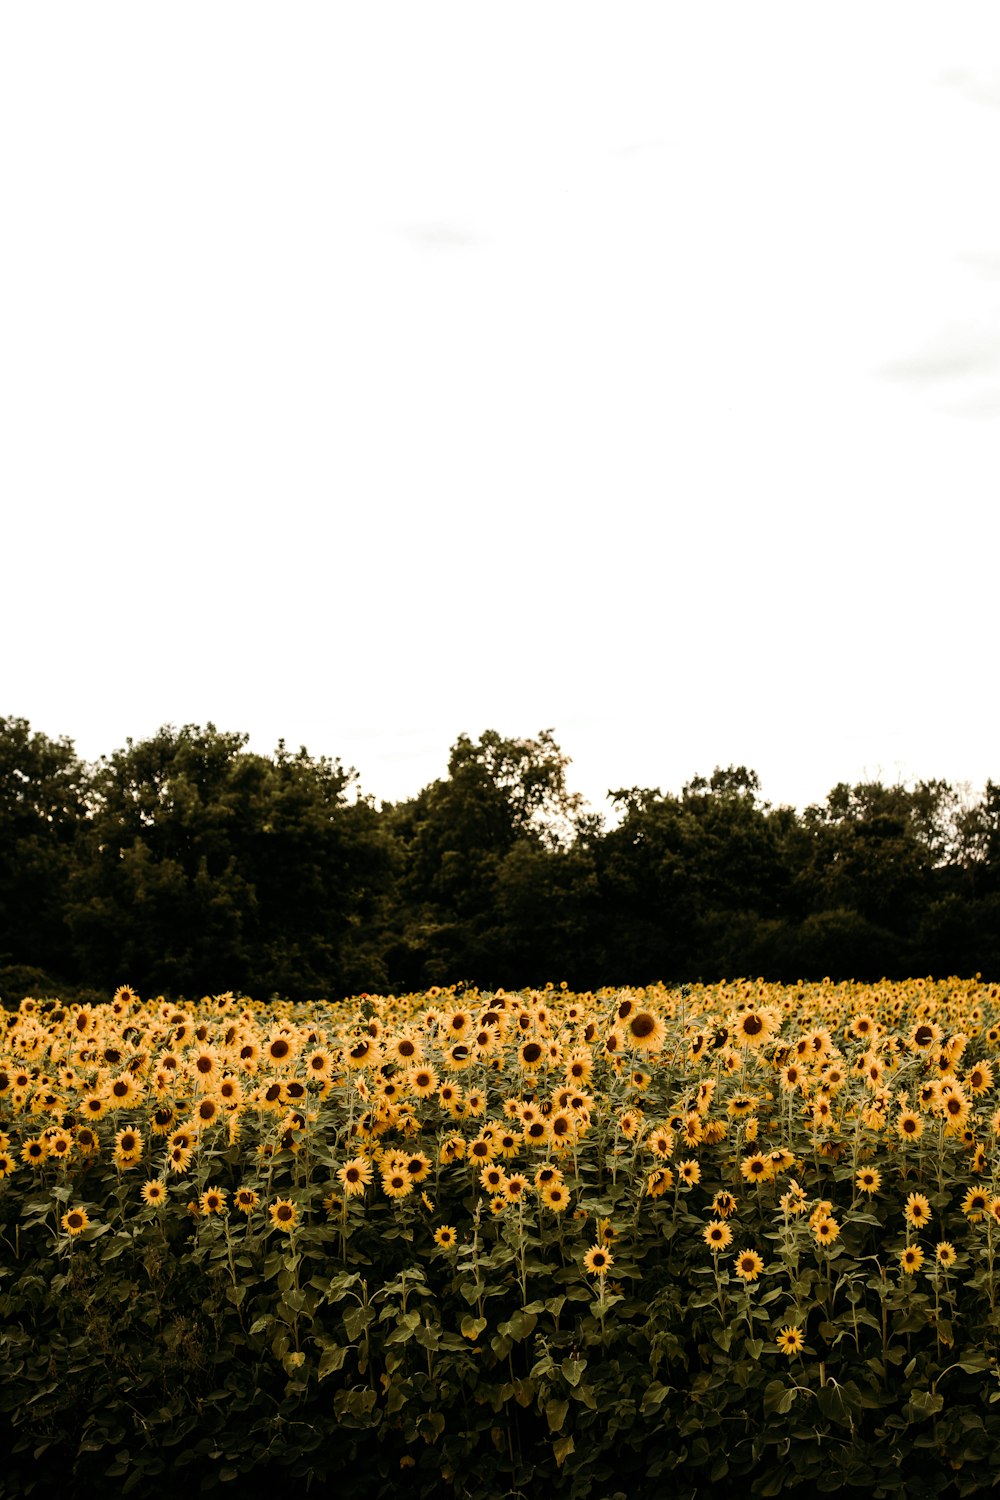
2, 4, 999, 824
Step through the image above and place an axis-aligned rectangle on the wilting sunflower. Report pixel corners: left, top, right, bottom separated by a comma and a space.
776, 1325, 805, 1356
703, 1221, 733, 1252
712, 1190, 738, 1219
61, 1207, 90, 1236
733, 1249, 765, 1282
583, 1245, 614, 1276
268, 1198, 298, 1231
141, 1180, 168, 1208
646, 1167, 674, 1197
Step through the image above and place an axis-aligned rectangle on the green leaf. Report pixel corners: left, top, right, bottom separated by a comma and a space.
553, 1435, 575, 1467
461, 1315, 487, 1341
763, 1379, 795, 1417
907, 1390, 944, 1420
546, 1398, 569, 1433
318, 1344, 348, 1379
561, 1356, 586, 1387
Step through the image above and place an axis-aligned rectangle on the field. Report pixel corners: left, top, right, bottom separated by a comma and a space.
3, 977, 1000, 1498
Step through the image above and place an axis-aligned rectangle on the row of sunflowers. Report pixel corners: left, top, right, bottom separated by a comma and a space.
2, 977, 1000, 1498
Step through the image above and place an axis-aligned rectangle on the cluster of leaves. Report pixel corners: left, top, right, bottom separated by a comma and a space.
3, 978, 1000, 1496
4, 716, 1000, 1001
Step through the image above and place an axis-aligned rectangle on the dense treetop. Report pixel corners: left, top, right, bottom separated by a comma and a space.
1, 715, 997, 1002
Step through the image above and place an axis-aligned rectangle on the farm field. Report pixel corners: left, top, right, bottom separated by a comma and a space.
3, 978, 1000, 1498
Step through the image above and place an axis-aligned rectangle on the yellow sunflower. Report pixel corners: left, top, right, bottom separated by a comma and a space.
733, 1249, 765, 1282
61, 1207, 90, 1236
776, 1325, 805, 1356
582, 1245, 614, 1276
268, 1198, 298, 1231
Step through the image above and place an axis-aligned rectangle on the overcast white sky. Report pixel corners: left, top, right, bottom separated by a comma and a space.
2, 4, 999, 821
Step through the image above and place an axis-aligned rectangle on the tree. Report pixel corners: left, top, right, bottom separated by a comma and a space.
384, 729, 585, 986
66, 724, 394, 998
0, 717, 89, 985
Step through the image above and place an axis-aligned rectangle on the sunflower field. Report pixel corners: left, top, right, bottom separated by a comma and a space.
3, 978, 1000, 1498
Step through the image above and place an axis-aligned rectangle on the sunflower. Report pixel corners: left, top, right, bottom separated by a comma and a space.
812, 1215, 840, 1246
269, 1198, 298, 1231
961, 1187, 992, 1221
739, 1152, 772, 1184
733, 1249, 765, 1282
565, 1053, 593, 1086
646, 1125, 675, 1159
234, 1187, 260, 1215
895, 1111, 924, 1144
403, 1152, 432, 1183
936, 1241, 958, 1267
61, 1207, 90, 1236
192, 1097, 222, 1129
625, 1011, 666, 1052
678, 1159, 701, 1186
382, 1170, 414, 1200
468, 1136, 495, 1166
582, 1245, 614, 1276
904, 1192, 932, 1228
540, 1181, 570, 1213
141, 1180, 168, 1207
168, 1145, 193, 1174
21, 1137, 48, 1167
646, 1167, 674, 1197
407, 1065, 439, 1099
433, 1225, 458, 1249
712, 1189, 738, 1219
899, 1244, 925, 1274
479, 1164, 508, 1194
776, 1325, 805, 1356
337, 1157, 373, 1196
112, 1128, 143, 1169
200, 1186, 227, 1215
967, 1060, 994, 1096
106, 1075, 139, 1109
703, 1220, 733, 1252
0, 1151, 18, 1178
856, 1167, 881, 1195
732, 1010, 776, 1049
534, 1163, 564, 1190
503, 1173, 530, 1203
549, 1111, 576, 1148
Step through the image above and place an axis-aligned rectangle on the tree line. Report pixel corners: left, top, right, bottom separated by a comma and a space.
2, 715, 998, 1004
